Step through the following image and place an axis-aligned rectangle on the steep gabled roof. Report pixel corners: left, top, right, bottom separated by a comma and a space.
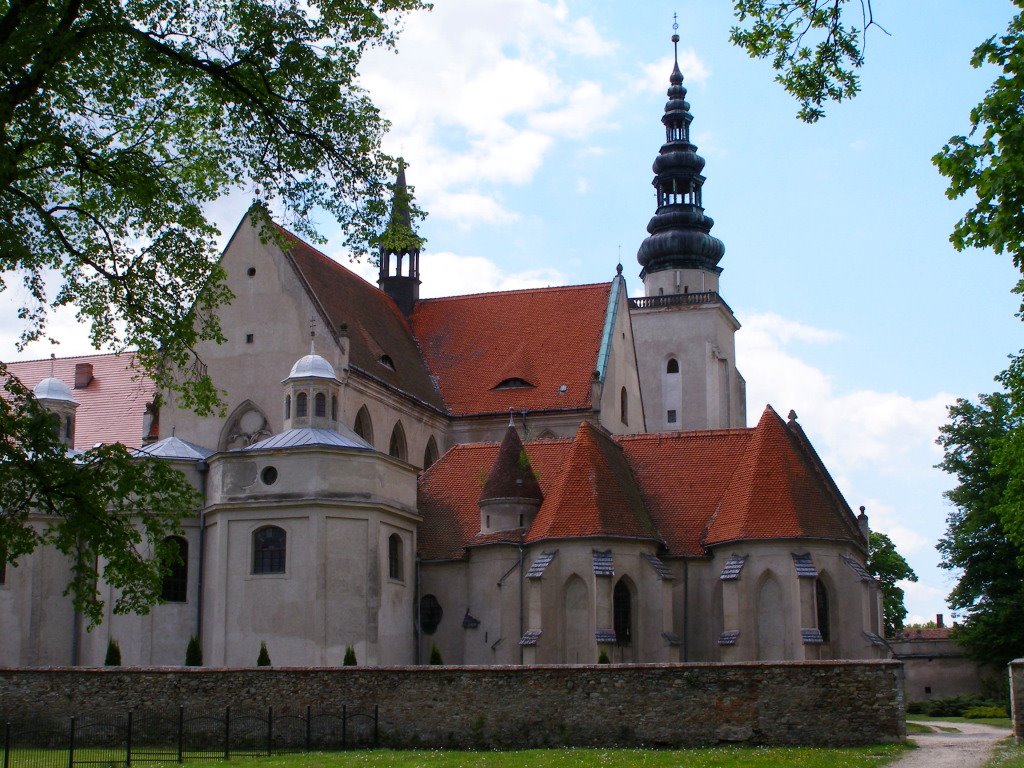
619, 427, 754, 556
5, 352, 153, 450
278, 227, 445, 412
410, 283, 611, 417
704, 406, 864, 549
527, 422, 659, 543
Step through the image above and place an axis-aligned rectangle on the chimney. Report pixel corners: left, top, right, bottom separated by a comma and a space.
74, 362, 93, 389
936, 613, 944, 628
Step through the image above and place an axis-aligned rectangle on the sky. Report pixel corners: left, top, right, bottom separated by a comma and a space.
2, 0, 1021, 626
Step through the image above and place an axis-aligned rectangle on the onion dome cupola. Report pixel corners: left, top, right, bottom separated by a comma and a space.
33, 368, 79, 449
478, 418, 544, 535
282, 341, 342, 432
377, 158, 423, 317
637, 29, 725, 292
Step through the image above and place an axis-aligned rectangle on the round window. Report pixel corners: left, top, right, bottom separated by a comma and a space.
261, 466, 279, 485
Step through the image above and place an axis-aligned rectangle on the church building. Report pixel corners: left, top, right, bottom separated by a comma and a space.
1, 36, 886, 668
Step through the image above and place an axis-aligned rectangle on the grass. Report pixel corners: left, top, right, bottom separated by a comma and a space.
4, 746, 911, 768
985, 739, 1024, 768
906, 714, 1013, 729
905, 722, 934, 734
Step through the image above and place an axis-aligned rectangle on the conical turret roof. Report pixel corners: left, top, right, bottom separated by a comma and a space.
479, 423, 544, 504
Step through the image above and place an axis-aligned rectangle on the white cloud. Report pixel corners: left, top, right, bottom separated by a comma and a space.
419, 251, 569, 298
430, 192, 520, 227
637, 49, 709, 93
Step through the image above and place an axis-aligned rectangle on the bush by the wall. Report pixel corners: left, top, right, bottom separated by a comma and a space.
104, 639, 121, 667
598, 650, 610, 664
343, 646, 357, 666
257, 642, 271, 667
962, 706, 1009, 719
428, 644, 443, 665
907, 695, 1006, 717
185, 636, 202, 666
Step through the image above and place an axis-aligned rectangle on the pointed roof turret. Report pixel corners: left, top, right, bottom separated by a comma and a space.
636, 27, 725, 278
378, 158, 424, 317
479, 423, 544, 505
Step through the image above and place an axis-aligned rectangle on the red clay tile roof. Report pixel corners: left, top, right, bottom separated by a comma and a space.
410, 283, 611, 417
704, 406, 864, 548
619, 428, 754, 557
893, 627, 953, 641
480, 425, 544, 504
419, 409, 864, 561
279, 227, 445, 411
4, 353, 154, 450
527, 422, 660, 543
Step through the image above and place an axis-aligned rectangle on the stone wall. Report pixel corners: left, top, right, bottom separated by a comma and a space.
1011, 659, 1023, 742
0, 662, 905, 747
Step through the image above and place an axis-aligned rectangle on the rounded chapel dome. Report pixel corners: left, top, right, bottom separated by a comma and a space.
33, 377, 75, 402
287, 353, 338, 381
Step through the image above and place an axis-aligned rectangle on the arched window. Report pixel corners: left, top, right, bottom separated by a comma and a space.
284, 395, 291, 420
64, 415, 74, 441
388, 533, 404, 581
331, 395, 338, 421
253, 526, 286, 574
620, 387, 628, 426
314, 392, 326, 417
354, 405, 373, 445
666, 358, 679, 374
296, 392, 308, 418
613, 579, 632, 646
161, 536, 188, 602
422, 436, 439, 470
419, 594, 443, 634
389, 422, 407, 461
816, 579, 831, 643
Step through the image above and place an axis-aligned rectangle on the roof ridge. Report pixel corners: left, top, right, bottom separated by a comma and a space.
413, 281, 612, 304
615, 426, 754, 443
4, 350, 138, 365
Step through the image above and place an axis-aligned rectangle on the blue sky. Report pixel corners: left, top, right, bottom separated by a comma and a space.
3, 1, 1020, 625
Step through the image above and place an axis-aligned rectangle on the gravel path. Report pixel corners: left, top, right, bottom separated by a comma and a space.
890, 721, 1010, 768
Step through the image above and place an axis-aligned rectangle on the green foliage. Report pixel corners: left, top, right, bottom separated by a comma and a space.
0, 0, 426, 624
906, 695, 1007, 718
343, 646, 357, 666
865, 531, 917, 636
730, 1, 885, 122
963, 705, 1009, 719
936, 393, 1024, 668
428, 644, 443, 665
185, 636, 202, 667
597, 649, 610, 664
257, 641, 271, 667
0, 372, 198, 627
104, 638, 121, 666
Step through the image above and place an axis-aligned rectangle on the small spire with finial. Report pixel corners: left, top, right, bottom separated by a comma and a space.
508, 408, 515, 429
787, 409, 798, 422
308, 315, 317, 354
672, 12, 680, 52
49, 352, 55, 377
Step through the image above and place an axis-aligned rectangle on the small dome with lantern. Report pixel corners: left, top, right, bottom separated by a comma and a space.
33, 376, 76, 403
285, 353, 339, 383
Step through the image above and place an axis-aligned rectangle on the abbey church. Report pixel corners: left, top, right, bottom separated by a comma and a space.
1, 39, 886, 668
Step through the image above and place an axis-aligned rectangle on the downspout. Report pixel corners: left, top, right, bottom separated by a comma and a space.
682, 559, 689, 662
195, 459, 209, 644
414, 555, 422, 665
518, 538, 525, 665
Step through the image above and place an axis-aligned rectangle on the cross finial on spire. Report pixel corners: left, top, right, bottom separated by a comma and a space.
49, 352, 55, 377
672, 12, 680, 52
309, 315, 317, 354
508, 408, 515, 429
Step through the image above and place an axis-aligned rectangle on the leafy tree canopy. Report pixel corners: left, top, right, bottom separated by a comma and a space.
865, 530, 917, 637
936, 393, 1024, 668
1, 0, 426, 622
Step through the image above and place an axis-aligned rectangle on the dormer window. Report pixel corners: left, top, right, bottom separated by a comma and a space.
379, 354, 395, 371
493, 378, 535, 390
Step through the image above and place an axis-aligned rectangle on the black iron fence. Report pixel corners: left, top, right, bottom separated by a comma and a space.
2, 705, 379, 768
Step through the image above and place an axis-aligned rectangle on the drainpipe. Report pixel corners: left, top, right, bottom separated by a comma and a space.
195, 459, 209, 644
682, 559, 689, 662
518, 538, 525, 665
414, 555, 422, 665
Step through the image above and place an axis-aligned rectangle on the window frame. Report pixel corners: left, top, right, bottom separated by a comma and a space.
161, 536, 189, 603
252, 525, 287, 575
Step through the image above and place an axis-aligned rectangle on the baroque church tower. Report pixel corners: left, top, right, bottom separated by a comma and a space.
630, 32, 746, 431
377, 158, 422, 317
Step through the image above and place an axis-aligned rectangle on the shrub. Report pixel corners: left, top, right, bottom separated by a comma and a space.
907, 695, 1007, 717
598, 649, 610, 664
185, 636, 202, 666
343, 646, 357, 666
257, 641, 271, 667
428, 644, 443, 665
104, 638, 121, 666
963, 706, 1009, 719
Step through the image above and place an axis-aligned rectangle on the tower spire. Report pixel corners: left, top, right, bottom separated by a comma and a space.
377, 157, 423, 317
636, 25, 725, 282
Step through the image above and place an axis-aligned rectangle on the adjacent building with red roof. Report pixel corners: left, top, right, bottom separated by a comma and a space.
1, 39, 883, 669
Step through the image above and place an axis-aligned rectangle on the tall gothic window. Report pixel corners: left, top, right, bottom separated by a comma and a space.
613, 579, 632, 646
388, 533, 404, 581
314, 392, 326, 417
296, 392, 308, 418
354, 406, 373, 445
389, 422, 407, 461
423, 436, 439, 470
620, 387, 628, 426
816, 580, 831, 643
161, 536, 188, 602
253, 526, 286, 574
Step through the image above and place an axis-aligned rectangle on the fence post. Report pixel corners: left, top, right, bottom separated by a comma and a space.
374, 705, 379, 748
341, 705, 346, 751
177, 707, 184, 764
304, 705, 311, 753
67, 717, 75, 768
224, 706, 230, 761
126, 711, 133, 768
4, 722, 11, 768
266, 707, 272, 757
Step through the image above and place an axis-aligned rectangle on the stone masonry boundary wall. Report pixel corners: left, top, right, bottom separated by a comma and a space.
1011, 659, 1023, 742
0, 662, 906, 748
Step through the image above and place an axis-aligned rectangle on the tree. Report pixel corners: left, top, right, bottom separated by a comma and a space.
343, 645, 357, 666
936, 393, 1024, 668
1, 0, 425, 623
428, 644, 443, 665
256, 641, 271, 667
865, 530, 917, 637
104, 638, 122, 666
185, 635, 202, 666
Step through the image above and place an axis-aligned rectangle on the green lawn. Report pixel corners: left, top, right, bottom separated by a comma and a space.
986, 740, 1024, 768
3, 746, 911, 768
906, 714, 1013, 729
